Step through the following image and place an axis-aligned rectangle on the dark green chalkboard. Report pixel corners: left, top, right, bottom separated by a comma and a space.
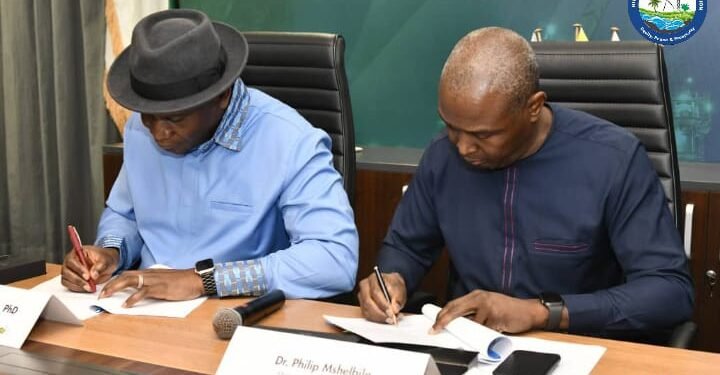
176, 0, 635, 148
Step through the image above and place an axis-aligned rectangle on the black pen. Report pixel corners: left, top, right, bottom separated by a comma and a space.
373, 265, 398, 325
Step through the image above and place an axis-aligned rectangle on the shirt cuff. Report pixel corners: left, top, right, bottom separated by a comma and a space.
562, 293, 607, 333
214, 259, 268, 297
94, 235, 127, 273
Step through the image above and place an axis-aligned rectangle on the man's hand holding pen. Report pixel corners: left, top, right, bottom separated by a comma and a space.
61, 245, 119, 293
61, 245, 205, 307
357, 268, 407, 325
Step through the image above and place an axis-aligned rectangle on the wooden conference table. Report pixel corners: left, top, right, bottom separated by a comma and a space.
11, 265, 720, 374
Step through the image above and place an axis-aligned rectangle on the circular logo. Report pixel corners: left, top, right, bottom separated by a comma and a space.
629, 0, 706, 45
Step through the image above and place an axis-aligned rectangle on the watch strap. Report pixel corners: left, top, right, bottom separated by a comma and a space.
195, 259, 217, 296
540, 292, 563, 331
199, 270, 217, 295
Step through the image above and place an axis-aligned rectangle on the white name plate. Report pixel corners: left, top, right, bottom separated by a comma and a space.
0, 285, 51, 348
216, 326, 441, 375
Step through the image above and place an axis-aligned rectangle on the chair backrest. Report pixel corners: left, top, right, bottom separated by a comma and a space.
532, 41, 681, 229
240, 32, 356, 204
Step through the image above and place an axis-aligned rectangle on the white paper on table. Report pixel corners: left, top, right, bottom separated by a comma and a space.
325, 303, 510, 363
422, 304, 512, 363
325, 303, 605, 373
32, 275, 206, 322
463, 336, 606, 375
324, 313, 468, 350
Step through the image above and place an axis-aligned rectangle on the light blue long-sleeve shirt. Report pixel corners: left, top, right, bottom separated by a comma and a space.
96, 80, 358, 299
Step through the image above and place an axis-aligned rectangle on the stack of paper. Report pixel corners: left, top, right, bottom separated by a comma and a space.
31, 275, 207, 325
324, 304, 606, 375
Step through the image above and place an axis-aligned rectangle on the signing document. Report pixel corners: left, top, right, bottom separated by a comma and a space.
325, 304, 606, 375
32, 274, 206, 324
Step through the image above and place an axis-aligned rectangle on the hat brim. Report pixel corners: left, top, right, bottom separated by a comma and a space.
107, 21, 248, 115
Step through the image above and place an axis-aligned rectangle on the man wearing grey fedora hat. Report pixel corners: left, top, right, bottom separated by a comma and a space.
60, 9, 358, 306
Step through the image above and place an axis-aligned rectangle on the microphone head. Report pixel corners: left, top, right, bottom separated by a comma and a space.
213, 307, 243, 339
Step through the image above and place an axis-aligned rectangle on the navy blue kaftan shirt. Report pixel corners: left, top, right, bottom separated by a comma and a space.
378, 104, 693, 334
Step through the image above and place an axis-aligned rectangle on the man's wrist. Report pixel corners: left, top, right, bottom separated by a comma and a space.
103, 246, 120, 259
95, 235, 127, 271
531, 298, 550, 329
192, 270, 206, 297
99, 247, 121, 272
539, 292, 564, 331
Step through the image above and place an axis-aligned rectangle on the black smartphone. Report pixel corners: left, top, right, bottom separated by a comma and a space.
492, 350, 561, 375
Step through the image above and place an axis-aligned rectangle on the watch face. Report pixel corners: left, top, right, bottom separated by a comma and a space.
195, 258, 214, 271
540, 292, 563, 305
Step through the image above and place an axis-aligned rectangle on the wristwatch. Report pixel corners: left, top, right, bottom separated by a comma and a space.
195, 258, 217, 296
539, 292, 564, 331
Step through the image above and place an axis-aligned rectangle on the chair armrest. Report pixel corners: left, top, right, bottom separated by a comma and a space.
667, 321, 697, 348
684, 204, 694, 259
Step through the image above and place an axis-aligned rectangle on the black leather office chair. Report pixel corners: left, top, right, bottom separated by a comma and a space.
240, 32, 356, 204
533, 41, 680, 222
533, 41, 695, 348
240, 32, 357, 304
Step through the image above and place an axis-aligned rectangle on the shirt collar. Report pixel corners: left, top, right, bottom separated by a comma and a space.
195, 79, 250, 154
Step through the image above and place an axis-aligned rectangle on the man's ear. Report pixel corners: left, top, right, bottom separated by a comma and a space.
218, 88, 233, 110
527, 91, 546, 122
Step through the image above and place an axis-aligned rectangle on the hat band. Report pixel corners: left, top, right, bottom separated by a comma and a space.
130, 48, 227, 102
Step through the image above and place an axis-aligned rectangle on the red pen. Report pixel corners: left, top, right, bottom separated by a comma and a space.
67, 225, 96, 292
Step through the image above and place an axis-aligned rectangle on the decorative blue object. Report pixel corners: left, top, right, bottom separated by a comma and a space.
640, 14, 686, 31
628, 0, 706, 45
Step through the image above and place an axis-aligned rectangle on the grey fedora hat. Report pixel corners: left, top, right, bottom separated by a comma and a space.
107, 9, 248, 114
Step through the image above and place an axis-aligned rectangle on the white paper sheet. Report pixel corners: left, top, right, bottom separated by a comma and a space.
464, 336, 606, 375
32, 275, 206, 322
325, 303, 606, 375
324, 314, 467, 350
325, 304, 510, 363
422, 304, 511, 362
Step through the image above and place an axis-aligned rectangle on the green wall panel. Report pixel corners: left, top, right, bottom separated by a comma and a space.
176, 1, 720, 163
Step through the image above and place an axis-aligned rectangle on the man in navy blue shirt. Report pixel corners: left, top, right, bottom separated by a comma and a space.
357, 27, 692, 340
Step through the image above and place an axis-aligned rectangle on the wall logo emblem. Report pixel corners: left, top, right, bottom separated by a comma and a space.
629, 0, 706, 45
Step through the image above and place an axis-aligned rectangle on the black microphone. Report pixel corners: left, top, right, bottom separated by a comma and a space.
212, 289, 286, 339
